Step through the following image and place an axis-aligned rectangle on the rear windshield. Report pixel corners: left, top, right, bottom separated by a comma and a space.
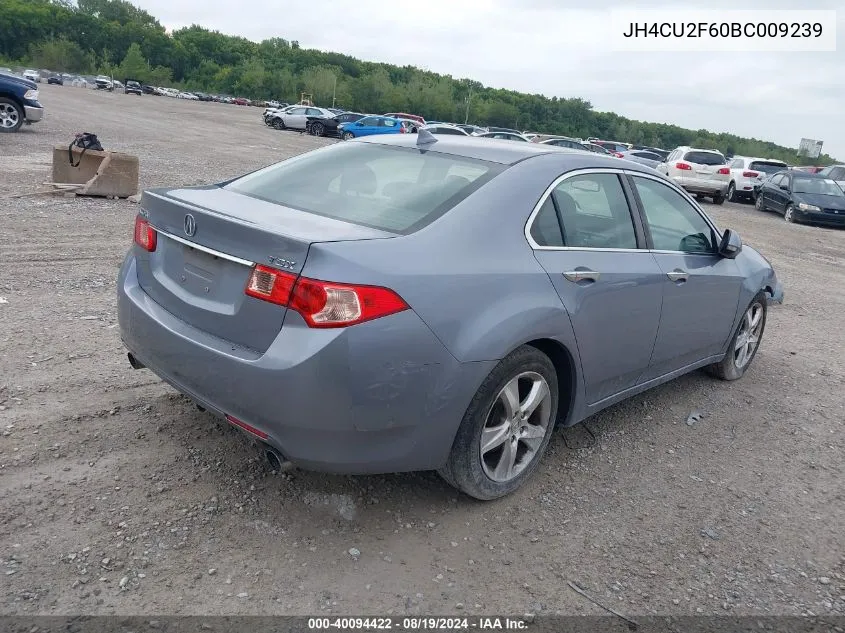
684, 151, 726, 166
749, 161, 787, 174
793, 178, 844, 196
225, 143, 502, 234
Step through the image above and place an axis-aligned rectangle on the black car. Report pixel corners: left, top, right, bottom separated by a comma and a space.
141, 84, 157, 95
306, 111, 365, 137
124, 80, 142, 96
755, 170, 845, 227
47, 75, 63, 85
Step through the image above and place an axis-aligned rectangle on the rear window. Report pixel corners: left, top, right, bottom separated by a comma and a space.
225, 143, 502, 234
749, 161, 787, 174
683, 151, 726, 166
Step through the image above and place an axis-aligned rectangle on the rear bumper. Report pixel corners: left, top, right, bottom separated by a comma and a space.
679, 179, 729, 195
117, 255, 493, 474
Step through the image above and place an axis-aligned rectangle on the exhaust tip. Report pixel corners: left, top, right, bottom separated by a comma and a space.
264, 447, 294, 473
127, 353, 145, 370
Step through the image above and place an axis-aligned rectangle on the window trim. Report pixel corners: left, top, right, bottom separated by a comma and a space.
624, 171, 724, 256
523, 168, 648, 253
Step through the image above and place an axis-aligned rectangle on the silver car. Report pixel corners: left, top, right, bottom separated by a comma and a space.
657, 146, 731, 204
118, 135, 783, 500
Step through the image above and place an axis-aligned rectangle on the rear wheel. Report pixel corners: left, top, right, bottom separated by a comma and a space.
439, 346, 558, 500
726, 182, 736, 202
707, 291, 767, 381
0, 98, 23, 133
712, 193, 725, 205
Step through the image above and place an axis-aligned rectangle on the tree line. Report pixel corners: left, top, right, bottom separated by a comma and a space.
1, 0, 836, 164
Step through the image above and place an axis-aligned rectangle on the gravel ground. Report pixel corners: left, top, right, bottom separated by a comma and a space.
1, 84, 843, 617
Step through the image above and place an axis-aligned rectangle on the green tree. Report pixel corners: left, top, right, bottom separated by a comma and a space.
29, 37, 95, 72
118, 42, 147, 80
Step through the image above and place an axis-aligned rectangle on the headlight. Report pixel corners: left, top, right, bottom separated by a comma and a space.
24, 89, 39, 100
797, 202, 820, 212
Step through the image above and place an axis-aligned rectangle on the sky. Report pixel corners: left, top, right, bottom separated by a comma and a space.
135, 0, 844, 159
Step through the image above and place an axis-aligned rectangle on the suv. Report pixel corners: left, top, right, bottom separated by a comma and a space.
124, 79, 142, 96
22, 69, 41, 83
816, 164, 845, 191
727, 156, 788, 202
0, 72, 44, 132
94, 75, 113, 90
658, 147, 730, 204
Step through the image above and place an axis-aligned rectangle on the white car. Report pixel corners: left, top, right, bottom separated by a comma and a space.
422, 124, 469, 136
656, 147, 731, 204
726, 156, 788, 202
816, 164, 845, 191
269, 106, 335, 130
475, 131, 531, 142
178, 92, 199, 100
23, 69, 41, 82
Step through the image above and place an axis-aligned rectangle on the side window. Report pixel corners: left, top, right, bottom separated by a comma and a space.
769, 174, 784, 187
359, 117, 378, 126
529, 197, 564, 247
306, 108, 322, 115
831, 167, 845, 180
551, 174, 637, 249
383, 118, 396, 127
632, 177, 717, 254
289, 107, 306, 115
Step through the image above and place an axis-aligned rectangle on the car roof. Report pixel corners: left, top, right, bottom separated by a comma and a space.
355, 134, 661, 169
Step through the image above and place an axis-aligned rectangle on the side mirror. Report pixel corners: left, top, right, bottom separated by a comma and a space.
779, 184, 789, 191
719, 229, 742, 259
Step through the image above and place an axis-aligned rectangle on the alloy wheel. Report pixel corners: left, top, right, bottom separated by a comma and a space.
727, 182, 735, 202
479, 372, 552, 483
734, 302, 764, 369
784, 205, 795, 223
311, 122, 324, 136
0, 103, 20, 129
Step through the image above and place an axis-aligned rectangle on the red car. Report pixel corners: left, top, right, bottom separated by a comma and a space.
792, 165, 823, 173
233, 97, 249, 106
385, 112, 425, 126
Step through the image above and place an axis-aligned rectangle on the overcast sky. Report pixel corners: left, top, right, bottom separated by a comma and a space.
136, 0, 843, 159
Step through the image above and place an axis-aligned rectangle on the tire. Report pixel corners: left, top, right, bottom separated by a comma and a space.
342, 131, 354, 141
755, 194, 766, 211
0, 97, 24, 133
310, 122, 325, 137
726, 182, 736, 202
707, 291, 767, 381
272, 118, 285, 130
439, 345, 558, 500
712, 193, 725, 205
694, 194, 705, 201
784, 203, 796, 223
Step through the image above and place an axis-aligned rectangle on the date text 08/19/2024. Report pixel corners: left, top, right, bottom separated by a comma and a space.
307, 617, 529, 630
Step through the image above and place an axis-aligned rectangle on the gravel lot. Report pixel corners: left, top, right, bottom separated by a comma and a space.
1, 84, 843, 617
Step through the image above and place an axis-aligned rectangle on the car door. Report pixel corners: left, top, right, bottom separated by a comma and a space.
629, 174, 744, 379
760, 174, 782, 208
284, 107, 308, 129
769, 173, 791, 212
351, 117, 380, 137
529, 170, 664, 405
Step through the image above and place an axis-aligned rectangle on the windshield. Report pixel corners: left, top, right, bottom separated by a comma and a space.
793, 178, 844, 196
225, 143, 502, 234
749, 161, 787, 175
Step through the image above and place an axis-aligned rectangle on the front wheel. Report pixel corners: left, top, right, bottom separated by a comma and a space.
0, 98, 24, 133
272, 118, 285, 130
341, 131, 354, 140
755, 194, 766, 211
439, 345, 558, 500
707, 291, 767, 381
784, 203, 797, 223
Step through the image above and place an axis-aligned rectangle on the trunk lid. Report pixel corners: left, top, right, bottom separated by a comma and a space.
135, 186, 393, 352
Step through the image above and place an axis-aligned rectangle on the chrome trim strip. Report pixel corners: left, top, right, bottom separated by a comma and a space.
155, 228, 254, 267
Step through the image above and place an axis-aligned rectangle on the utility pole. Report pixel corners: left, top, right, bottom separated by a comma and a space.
464, 85, 472, 124
332, 75, 337, 108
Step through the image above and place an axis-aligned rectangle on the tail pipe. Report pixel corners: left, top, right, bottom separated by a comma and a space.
264, 446, 295, 473
127, 353, 145, 370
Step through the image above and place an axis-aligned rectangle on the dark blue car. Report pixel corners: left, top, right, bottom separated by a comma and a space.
755, 170, 845, 227
0, 70, 44, 132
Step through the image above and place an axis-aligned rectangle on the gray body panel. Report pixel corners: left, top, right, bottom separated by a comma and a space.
117, 135, 781, 474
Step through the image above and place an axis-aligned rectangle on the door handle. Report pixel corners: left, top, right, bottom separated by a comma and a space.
563, 270, 600, 283
666, 269, 688, 282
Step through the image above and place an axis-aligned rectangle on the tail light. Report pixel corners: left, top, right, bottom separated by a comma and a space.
717, 167, 730, 175
743, 171, 759, 178
134, 216, 157, 252
675, 162, 692, 171
244, 266, 408, 328
613, 152, 624, 158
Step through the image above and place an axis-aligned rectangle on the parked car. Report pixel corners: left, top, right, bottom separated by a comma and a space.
124, 80, 143, 96
581, 142, 613, 155
421, 124, 469, 136
117, 134, 782, 500
0, 72, 44, 132
457, 124, 487, 135
656, 147, 730, 204
619, 149, 664, 169
22, 69, 41, 83
792, 165, 824, 174
726, 156, 788, 202
591, 140, 630, 156
47, 75, 63, 85
71, 77, 89, 88
232, 97, 249, 105
94, 75, 113, 90
338, 115, 408, 139
816, 164, 845, 191
755, 170, 845, 226
476, 131, 531, 142
538, 137, 589, 151
631, 145, 669, 161
0, 67, 12, 75
485, 127, 521, 135
269, 106, 335, 131
177, 92, 199, 100
307, 112, 365, 137
384, 112, 425, 126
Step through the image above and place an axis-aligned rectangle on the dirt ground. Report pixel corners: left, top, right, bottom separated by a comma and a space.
1, 84, 843, 618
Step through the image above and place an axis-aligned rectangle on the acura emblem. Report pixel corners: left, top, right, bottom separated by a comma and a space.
183, 214, 196, 237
